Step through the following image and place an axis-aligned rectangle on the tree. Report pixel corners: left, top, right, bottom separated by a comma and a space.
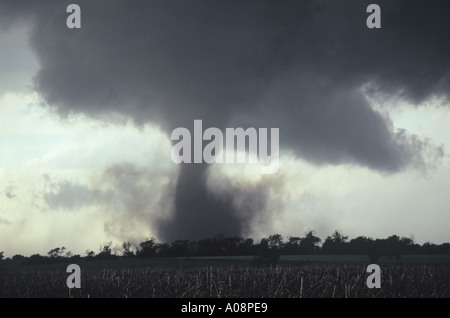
155, 243, 169, 257
223, 236, 244, 256
97, 242, 113, 259
240, 238, 255, 255
253, 236, 281, 267
268, 234, 284, 251
112, 244, 123, 256
48, 247, 66, 258
167, 240, 190, 257
439, 243, 450, 254
421, 242, 439, 255
85, 250, 95, 259
12, 254, 25, 261
138, 238, 157, 257
322, 230, 349, 254
27, 254, 46, 265
348, 236, 374, 254
300, 231, 321, 254
283, 237, 302, 255
0, 251, 3, 261
69, 254, 81, 262
384, 235, 402, 259
121, 241, 135, 257
331, 230, 349, 244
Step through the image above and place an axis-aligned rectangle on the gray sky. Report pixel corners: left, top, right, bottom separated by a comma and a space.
0, 0, 449, 257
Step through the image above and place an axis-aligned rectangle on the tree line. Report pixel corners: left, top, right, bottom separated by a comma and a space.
1, 230, 449, 266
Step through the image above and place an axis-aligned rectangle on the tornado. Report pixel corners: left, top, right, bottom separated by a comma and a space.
157, 164, 244, 242
2, 0, 448, 243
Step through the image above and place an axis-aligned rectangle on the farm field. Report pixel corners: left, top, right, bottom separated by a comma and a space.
0, 255, 449, 298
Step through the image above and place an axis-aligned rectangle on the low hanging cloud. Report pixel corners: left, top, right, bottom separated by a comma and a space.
4, 185, 16, 199
0, 217, 12, 225
44, 180, 109, 211
2, 0, 449, 241
97, 163, 176, 242
42, 163, 176, 242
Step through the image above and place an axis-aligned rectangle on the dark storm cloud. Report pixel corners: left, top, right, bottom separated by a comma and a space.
2, 0, 449, 240
1, 0, 446, 168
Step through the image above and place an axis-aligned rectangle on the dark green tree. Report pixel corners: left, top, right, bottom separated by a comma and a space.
268, 234, 284, 251
122, 241, 135, 257
48, 247, 66, 258
97, 242, 113, 259
138, 238, 157, 257
322, 230, 349, 254
300, 231, 321, 254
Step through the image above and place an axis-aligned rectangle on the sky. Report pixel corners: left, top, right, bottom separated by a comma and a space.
0, 0, 450, 257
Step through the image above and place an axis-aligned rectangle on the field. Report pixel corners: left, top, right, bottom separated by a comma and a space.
0, 255, 449, 298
